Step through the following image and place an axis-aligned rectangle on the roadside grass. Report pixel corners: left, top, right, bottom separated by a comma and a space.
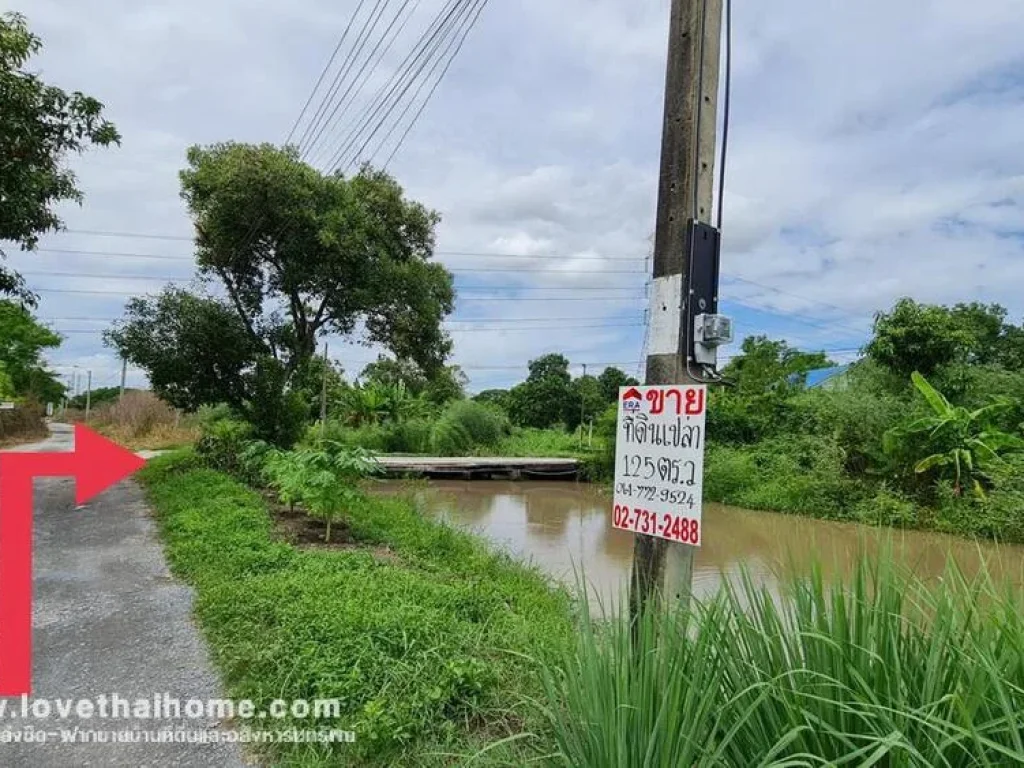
540, 556, 1024, 767
139, 451, 573, 766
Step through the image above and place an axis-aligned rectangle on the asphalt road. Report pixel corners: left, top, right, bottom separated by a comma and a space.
0, 425, 246, 767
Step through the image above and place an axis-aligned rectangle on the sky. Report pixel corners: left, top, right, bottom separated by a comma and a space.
3, 0, 1024, 393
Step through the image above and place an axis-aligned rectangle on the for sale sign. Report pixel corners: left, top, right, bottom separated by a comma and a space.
613, 385, 707, 546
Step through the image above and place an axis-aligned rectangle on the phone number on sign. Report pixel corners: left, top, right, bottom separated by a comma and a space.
612, 504, 700, 544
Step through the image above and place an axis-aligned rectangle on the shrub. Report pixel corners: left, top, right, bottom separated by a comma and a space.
429, 400, 509, 456
195, 416, 254, 475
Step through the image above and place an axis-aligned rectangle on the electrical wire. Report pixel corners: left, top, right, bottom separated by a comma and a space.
285, 0, 370, 145
300, 0, 401, 161
323, 0, 472, 171
716, 0, 731, 232
380, 0, 489, 169
33, 243, 648, 262
304, 0, 424, 169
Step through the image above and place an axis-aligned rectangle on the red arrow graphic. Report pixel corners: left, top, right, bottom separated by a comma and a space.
0, 425, 146, 696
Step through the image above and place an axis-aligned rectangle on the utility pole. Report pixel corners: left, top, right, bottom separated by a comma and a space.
119, 357, 127, 398
320, 344, 329, 427
84, 370, 93, 422
630, 0, 723, 618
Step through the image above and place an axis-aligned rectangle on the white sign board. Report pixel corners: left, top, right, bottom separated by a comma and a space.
613, 385, 707, 546
0, 402, 15, 410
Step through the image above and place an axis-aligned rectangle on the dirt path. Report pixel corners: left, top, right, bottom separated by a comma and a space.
0, 425, 247, 767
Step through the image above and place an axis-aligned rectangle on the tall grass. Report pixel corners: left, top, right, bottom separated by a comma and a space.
538, 555, 1024, 766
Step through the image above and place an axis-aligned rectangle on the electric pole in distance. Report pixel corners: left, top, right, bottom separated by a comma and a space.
630, 0, 724, 618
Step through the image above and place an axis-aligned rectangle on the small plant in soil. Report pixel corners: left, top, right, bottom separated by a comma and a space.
279, 442, 381, 542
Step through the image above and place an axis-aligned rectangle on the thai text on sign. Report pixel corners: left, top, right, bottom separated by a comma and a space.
613, 385, 707, 546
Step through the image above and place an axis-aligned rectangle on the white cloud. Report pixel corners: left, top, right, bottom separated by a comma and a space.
5, 0, 1024, 390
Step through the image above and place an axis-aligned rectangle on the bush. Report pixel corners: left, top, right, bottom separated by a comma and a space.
0, 402, 46, 444
704, 435, 865, 518
429, 400, 509, 456
196, 416, 254, 476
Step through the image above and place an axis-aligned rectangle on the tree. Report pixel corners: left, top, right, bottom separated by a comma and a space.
104, 288, 258, 411
0, 12, 119, 302
597, 366, 639, 403
507, 353, 573, 429
0, 299, 62, 402
566, 374, 605, 430
179, 143, 454, 374
473, 389, 510, 411
866, 298, 974, 378
722, 336, 833, 395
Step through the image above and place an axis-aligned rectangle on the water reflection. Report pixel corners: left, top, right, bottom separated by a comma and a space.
374, 480, 1024, 603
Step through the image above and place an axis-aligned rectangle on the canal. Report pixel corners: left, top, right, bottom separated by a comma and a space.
377, 480, 1024, 601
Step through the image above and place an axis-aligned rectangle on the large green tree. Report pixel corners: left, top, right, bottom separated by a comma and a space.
722, 336, 833, 395
507, 353, 573, 429
179, 143, 454, 373
0, 12, 119, 302
597, 366, 639, 403
0, 299, 62, 402
105, 288, 258, 411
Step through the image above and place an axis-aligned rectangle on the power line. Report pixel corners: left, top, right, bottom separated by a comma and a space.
285, 0, 370, 145
302, 0, 423, 166
322, 0, 475, 171
52, 321, 644, 336
380, 0, 489, 169
346, 0, 486, 170
300, 0, 401, 160
34, 243, 648, 262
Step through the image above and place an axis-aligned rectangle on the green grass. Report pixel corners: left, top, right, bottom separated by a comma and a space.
139, 450, 573, 766
488, 428, 590, 458
539, 555, 1024, 767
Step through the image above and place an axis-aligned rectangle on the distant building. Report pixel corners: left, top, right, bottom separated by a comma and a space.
803, 364, 852, 391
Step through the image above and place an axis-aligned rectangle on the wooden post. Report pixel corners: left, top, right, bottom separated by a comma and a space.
630, 0, 722, 619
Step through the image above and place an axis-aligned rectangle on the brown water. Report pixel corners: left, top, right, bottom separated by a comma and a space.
377, 480, 1024, 601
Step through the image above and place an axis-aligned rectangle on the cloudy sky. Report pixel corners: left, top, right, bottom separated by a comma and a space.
4, 0, 1024, 392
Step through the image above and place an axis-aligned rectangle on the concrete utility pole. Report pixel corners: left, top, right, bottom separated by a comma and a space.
579, 363, 588, 448
630, 0, 723, 618
119, 358, 127, 398
84, 370, 93, 422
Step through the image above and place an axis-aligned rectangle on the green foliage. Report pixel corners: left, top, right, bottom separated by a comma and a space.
195, 415, 254, 476
705, 435, 865, 517
565, 374, 605, 430
105, 288, 257, 411
596, 366, 638, 403
337, 380, 428, 427
361, 356, 467, 405
867, 298, 980, 377
721, 334, 833, 394
139, 451, 570, 765
472, 388, 510, 411
270, 441, 381, 542
241, 356, 308, 448
540, 557, 1024, 766
0, 299, 63, 402
67, 386, 122, 410
180, 144, 454, 373
884, 371, 1024, 497
0, 12, 120, 302
429, 400, 509, 456
508, 353, 573, 429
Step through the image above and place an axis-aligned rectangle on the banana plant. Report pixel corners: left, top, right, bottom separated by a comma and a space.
884, 372, 1024, 497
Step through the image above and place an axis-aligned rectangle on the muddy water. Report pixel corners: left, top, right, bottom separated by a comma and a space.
377, 480, 1024, 601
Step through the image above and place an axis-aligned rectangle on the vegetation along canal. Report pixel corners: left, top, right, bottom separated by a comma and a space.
377, 480, 1024, 599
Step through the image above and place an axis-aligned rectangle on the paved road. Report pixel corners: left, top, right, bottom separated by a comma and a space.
1, 425, 246, 767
